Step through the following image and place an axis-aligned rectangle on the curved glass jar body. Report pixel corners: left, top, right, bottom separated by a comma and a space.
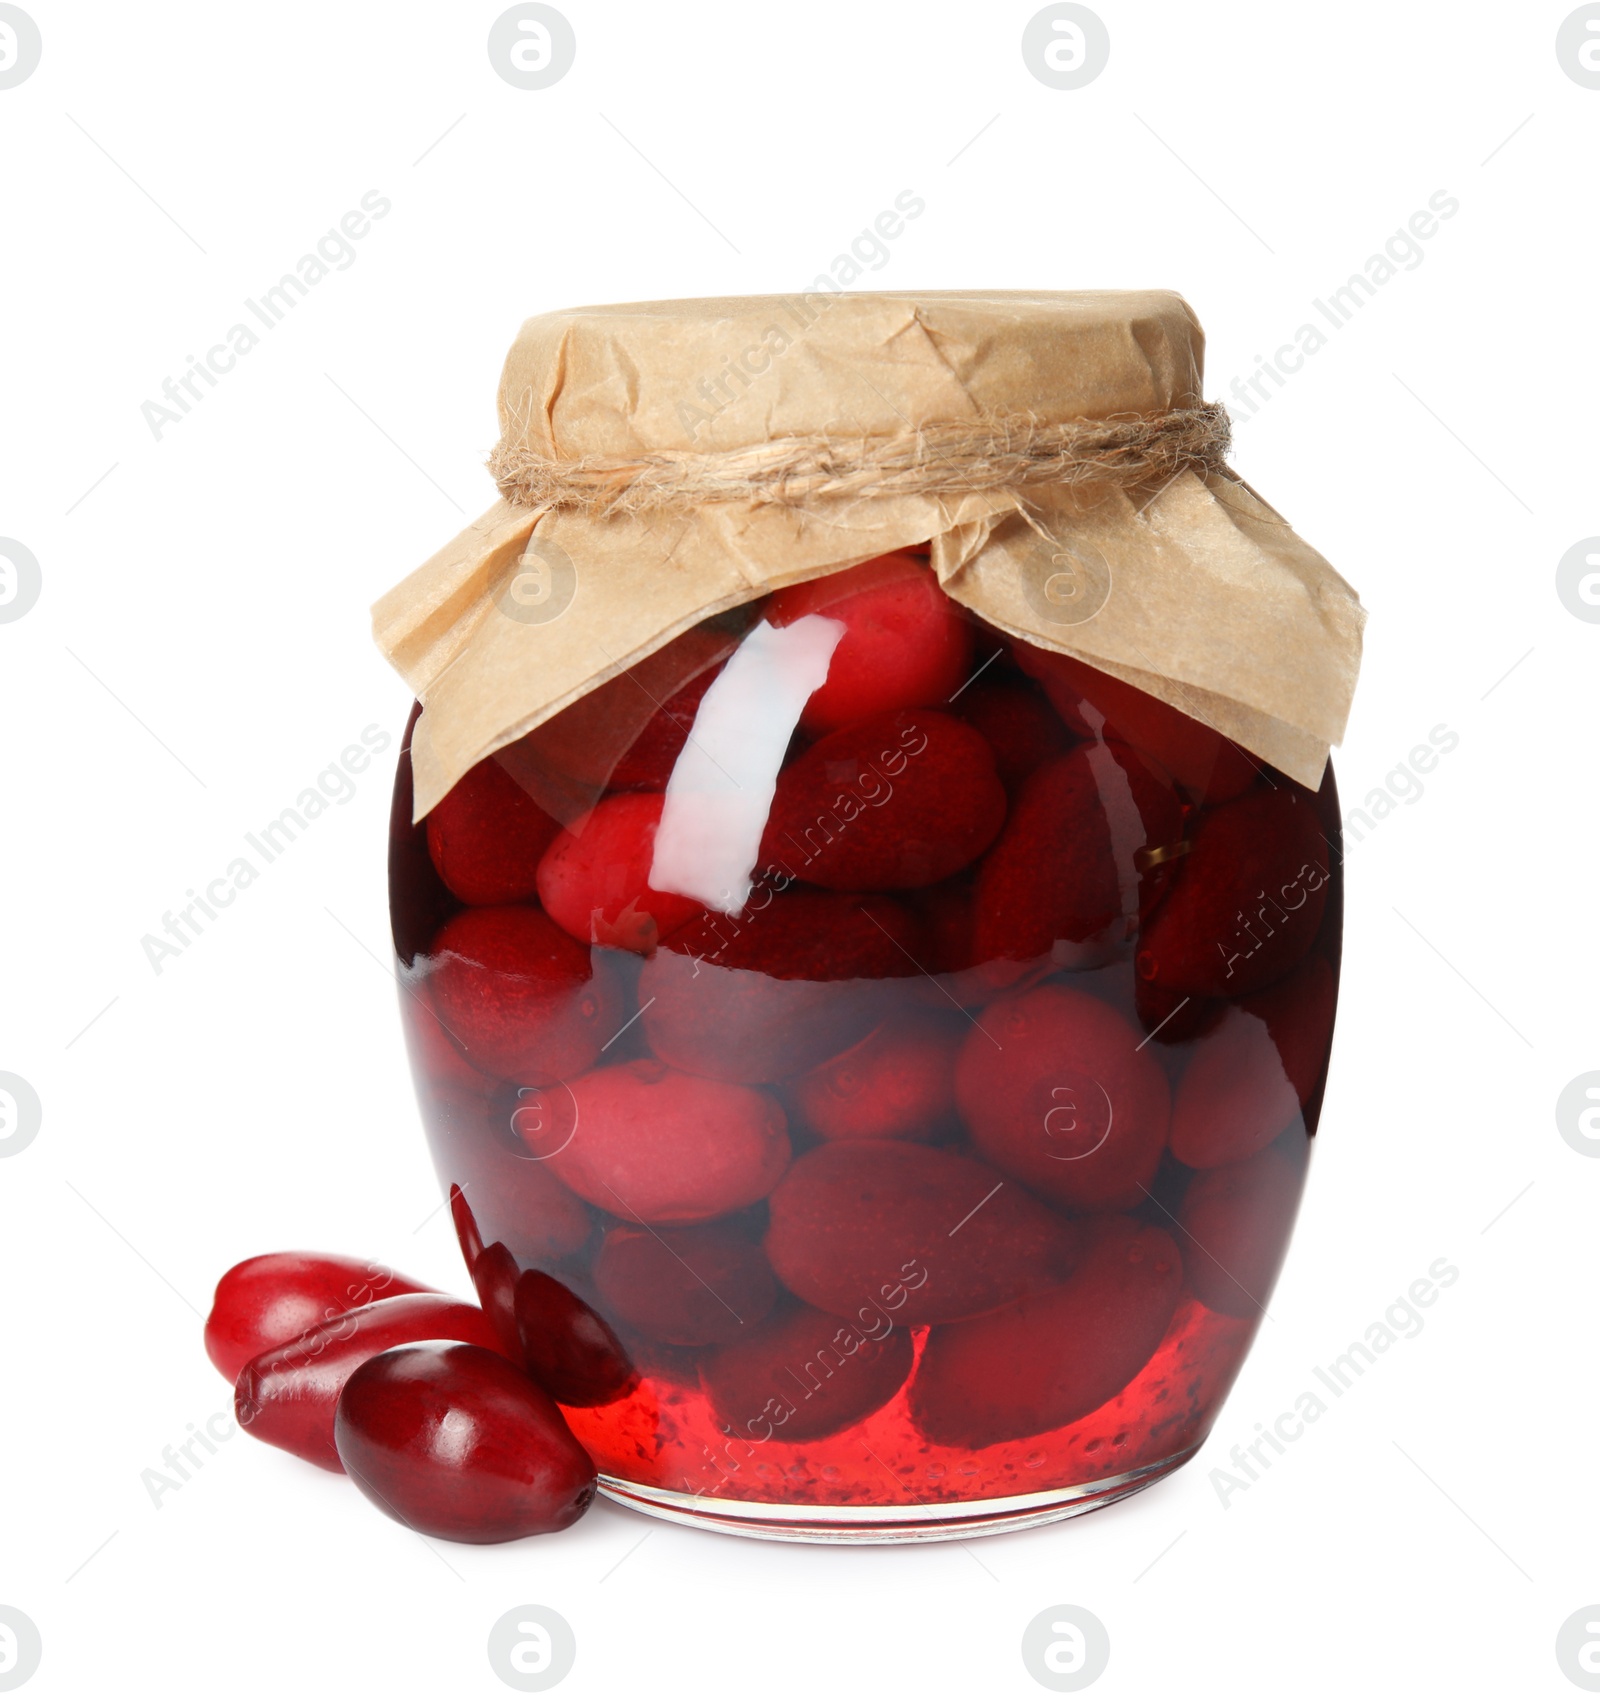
388, 552, 1342, 1542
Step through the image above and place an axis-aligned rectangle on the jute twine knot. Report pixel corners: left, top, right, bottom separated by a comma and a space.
488, 403, 1232, 517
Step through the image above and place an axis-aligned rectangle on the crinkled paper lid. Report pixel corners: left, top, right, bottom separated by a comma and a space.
371, 290, 1365, 817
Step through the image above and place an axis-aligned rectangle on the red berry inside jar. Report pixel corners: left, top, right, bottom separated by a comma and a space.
388, 550, 1345, 1540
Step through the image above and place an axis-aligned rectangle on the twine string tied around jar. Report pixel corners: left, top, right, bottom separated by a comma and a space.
487, 403, 1234, 518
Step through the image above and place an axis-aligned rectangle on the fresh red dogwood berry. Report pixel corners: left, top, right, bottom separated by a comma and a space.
700, 1300, 914, 1444
426, 905, 623, 1082
535, 1059, 791, 1222
761, 709, 1006, 890
973, 743, 1183, 964
908, 1216, 1182, 1449
514, 1269, 637, 1407
790, 1011, 960, 1142
767, 552, 973, 733
536, 794, 706, 954
764, 1140, 1078, 1325
234, 1293, 514, 1471
425, 754, 562, 906
1014, 645, 1258, 804
1169, 955, 1336, 1168
954, 984, 1171, 1214
1177, 1135, 1308, 1316
204, 1253, 433, 1384
1137, 785, 1331, 999
594, 1221, 778, 1347
334, 1341, 597, 1542
640, 891, 919, 1084
951, 679, 1072, 794
449, 1182, 485, 1267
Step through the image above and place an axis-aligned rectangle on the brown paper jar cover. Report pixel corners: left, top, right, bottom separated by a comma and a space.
371, 288, 1363, 825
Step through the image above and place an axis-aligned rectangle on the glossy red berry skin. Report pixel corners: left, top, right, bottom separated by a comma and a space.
1137, 785, 1331, 998
790, 1012, 960, 1143
764, 1140, 1079, 1326
426, 905, 622, 1083
538, 1059, 791, 1222
954, 984, 1171, 1214
513, 1269, 637, 1407
761, 709, 1005, 891
908, 1217, 1183, 1449
608, 663, 724, 791
1015, 645, 1258, 804
973, 743, 1182, 964
234, 1293, 514, 1472
523, 623, 737, 799
767, 551, 973, 733
425, 754, 562, 906
204, 1252, 433, 1384
951, 679, 1072, 794
334, 1342, 598, 1543
1169, 955, 1336, 1168
1176, 1136, 1309, 1317
536, 793, 706, 954
700, 1300, 914, 1443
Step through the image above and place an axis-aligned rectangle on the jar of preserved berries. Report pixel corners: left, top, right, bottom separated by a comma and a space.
375, 292, 1364, 1541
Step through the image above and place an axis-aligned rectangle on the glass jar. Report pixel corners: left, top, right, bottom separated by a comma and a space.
388, 547, 1341, 1542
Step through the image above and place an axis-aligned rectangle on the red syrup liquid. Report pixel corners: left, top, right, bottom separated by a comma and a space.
387, 561, 1342, 1530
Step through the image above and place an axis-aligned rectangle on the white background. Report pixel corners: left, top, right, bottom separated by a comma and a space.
2, 3, 1597, 1693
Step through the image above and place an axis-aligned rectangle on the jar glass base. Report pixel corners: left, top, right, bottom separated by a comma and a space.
596, 1445, 1197, 1544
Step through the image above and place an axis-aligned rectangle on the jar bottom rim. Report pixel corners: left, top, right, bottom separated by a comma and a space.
594, 1446, 1199, 1544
